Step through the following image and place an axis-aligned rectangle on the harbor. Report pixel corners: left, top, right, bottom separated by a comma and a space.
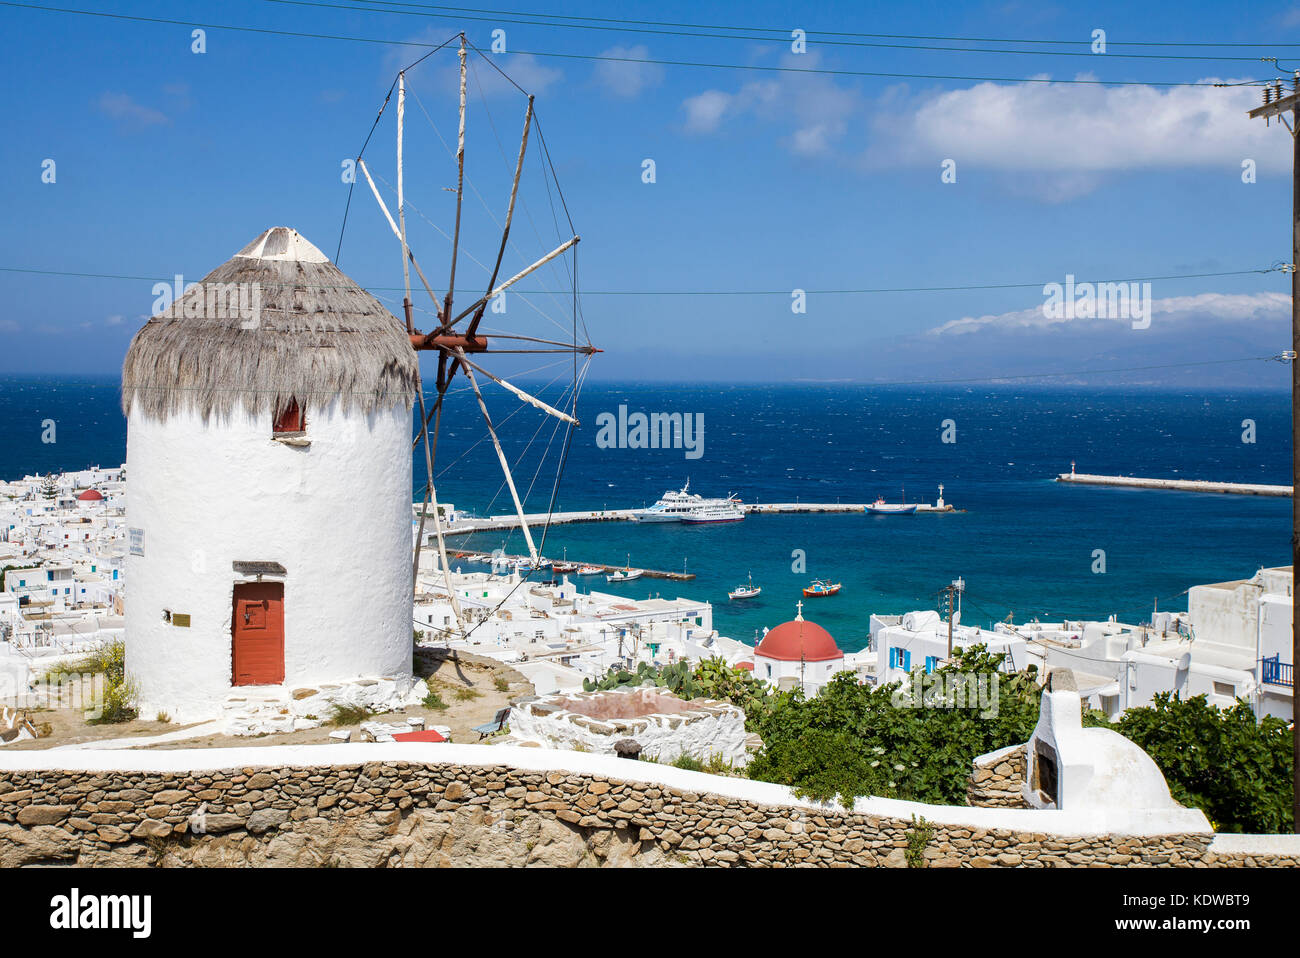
428, 485, 961, 535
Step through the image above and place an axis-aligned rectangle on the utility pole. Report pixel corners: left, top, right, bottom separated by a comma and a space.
1247, 73, 1300, 830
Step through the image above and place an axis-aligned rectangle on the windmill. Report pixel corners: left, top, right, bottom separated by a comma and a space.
344, 33, 598, 641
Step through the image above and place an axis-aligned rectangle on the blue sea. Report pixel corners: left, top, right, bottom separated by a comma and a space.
0, 376, 1290, 653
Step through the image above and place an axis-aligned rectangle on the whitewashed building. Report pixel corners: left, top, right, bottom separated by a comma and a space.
120, 227, 421, 725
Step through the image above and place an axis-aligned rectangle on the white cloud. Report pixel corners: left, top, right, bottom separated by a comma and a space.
96, 92, 168, 129
105, 314, 124, 326
683, 90, 731, 133
0, 320, 18, 333
593, 45, 663, 98
868, 76, 1285, 174
679, 53, 864, 156
929, 291, 1289, 337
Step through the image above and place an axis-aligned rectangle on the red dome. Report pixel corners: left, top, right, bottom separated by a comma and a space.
736, 661, 754, 671
76, 489, 104, 501
755, 618, 842, 662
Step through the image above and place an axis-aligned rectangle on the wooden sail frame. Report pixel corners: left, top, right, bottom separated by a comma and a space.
353, 33, 596, 641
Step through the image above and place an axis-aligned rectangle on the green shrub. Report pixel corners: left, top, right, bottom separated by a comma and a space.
746, 645, 1040, 807
422, 690, 449, 711
45, 639, 137, 725
328, 704, 376, 726
1114, 692, 1293, 833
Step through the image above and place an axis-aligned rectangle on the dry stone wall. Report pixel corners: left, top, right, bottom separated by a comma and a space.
0, 744, 1296, 868
968, 744, 1030, 809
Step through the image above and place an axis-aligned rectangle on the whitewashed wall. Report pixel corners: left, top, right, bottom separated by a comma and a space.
125, 398, 413, 722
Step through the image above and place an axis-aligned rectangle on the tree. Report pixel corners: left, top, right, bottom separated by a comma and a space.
1114, 693, 1293, 834
39, 473, 59, 500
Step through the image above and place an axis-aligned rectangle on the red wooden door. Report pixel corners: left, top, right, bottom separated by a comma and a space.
231, 582, 284, 686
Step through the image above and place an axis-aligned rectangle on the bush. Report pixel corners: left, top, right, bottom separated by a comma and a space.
328, 704, 376, 726
45, 639, 137, 725
1114, 693, 1294, 834
422, 690, 449, 711
746, 646, 1041, 807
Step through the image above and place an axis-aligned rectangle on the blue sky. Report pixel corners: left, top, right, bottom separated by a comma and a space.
1, 0, 1299, 384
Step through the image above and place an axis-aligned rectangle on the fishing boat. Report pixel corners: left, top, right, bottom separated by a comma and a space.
681, 501, 744, 524
728, 573, 761, 600
576, 565, 603, 575
552, 549, 578, 573
865, 496, 918, 515
802, 579, 841, 597
606, 567, 644, 582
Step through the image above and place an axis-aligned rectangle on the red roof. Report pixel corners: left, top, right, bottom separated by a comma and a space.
736, 661, 754, 671
755, 618, 843, 663
392, 729, 446, 743
76, 489, 104, 501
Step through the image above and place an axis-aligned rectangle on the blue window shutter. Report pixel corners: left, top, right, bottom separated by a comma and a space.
902, 650, 912, 671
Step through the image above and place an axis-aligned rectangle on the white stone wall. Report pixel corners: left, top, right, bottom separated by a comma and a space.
508, 687, 748, 765
125, 398, 413, 722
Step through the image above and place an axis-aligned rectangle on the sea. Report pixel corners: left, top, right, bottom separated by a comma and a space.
0, 376, 1291, 654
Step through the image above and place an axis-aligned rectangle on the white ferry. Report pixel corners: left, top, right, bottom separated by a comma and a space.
681, 501, 744, 524
633, 480, 741, 522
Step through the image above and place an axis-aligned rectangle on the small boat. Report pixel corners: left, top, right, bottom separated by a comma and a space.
803, 579, 841, 597
729, 573, 761, 600
553, 549, 578, 573
607, 556, 643, 582
577, 565, 603, 575
865, 496, 918, 515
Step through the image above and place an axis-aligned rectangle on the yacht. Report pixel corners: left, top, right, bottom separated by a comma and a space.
634, 480, 740, 522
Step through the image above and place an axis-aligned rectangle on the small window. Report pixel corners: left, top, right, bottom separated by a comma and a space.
273, 399, 305, 434
1213, 681, 1236, 698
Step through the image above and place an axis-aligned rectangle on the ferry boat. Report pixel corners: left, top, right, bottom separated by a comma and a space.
728, 574, 761, 600
634, 480, 741, 522
802, 579, 841, 597
681, 501, 744, 524
865, 496, 918, 515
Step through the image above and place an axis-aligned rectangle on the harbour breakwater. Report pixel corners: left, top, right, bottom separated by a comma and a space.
1057, 473, 1292, 497
1, 743, 1296, 868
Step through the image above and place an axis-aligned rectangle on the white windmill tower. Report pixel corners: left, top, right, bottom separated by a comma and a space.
121, 227, 421, 726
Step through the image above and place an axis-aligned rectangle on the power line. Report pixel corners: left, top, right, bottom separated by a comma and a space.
337, 0, 1300, 49
0, 264, 1282, 295
0, 3, 1266, 88
262, 0, 1282, 63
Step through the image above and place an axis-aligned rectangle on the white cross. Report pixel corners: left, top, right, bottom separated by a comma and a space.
795, 600, 804, 620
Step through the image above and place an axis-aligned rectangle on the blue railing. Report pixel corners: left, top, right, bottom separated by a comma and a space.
1261, 655, 1294, 688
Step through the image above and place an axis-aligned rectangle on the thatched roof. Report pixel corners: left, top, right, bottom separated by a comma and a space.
122, 227, 419, 421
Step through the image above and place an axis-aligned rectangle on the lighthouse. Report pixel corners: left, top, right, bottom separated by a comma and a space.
121, 227, 420, 724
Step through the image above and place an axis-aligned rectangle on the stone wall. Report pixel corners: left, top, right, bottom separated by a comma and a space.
967, 744, 1030, 809
0, 743, 1297, 868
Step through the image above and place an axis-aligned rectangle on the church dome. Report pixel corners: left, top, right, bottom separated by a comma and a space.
755, 616, 843, 662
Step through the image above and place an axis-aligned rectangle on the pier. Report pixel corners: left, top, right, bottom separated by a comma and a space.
1056, 472, 1292, 497
447, 551, 695, 580
427, 500, 959, 536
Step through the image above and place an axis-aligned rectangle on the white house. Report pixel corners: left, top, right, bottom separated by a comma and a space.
120, 227, 421, 725
872, 609, 1028, 685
